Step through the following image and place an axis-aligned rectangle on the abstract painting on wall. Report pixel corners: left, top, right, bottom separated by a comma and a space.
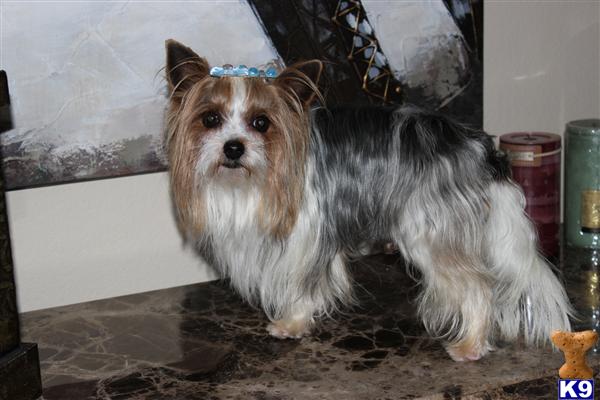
0, 0, 482, 190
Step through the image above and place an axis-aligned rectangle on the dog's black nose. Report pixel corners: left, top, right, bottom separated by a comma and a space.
223, 140, 245, 160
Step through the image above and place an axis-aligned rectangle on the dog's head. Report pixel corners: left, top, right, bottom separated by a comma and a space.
164, 39, 322, 238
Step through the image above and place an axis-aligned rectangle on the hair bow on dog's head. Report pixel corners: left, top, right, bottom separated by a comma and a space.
209, 64, 278, 79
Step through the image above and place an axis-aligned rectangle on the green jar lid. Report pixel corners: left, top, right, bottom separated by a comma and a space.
566, 119, 600, 136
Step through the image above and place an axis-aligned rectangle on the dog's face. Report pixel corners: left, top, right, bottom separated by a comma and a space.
164, 40, 322, 237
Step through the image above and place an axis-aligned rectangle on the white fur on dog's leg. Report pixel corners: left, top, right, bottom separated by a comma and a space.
265, 254, 349, 341
267, 318, 311, 339
485, 182, 572, 344
445, 340, 494, 362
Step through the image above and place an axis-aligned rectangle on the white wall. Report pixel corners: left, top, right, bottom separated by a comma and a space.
8, 173, 216, 312
484, 1, 600, 135
10, 1, 600, 312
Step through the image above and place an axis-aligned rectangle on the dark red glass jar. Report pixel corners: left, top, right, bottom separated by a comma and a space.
499, 132, 561, 258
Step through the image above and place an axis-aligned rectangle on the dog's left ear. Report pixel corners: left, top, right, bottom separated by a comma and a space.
275, 60, 323, 107
165, 39, 210, 96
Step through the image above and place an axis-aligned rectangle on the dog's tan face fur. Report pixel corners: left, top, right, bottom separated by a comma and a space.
164, 39, 322, 238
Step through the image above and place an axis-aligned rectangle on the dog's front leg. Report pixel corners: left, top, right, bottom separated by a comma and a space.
267, 306, 315, 339
264, 253, 352, 340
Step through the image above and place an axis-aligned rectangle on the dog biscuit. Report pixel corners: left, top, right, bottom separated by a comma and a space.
551, 330, 598, 379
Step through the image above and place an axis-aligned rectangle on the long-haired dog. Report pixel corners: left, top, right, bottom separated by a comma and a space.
164, 39, 572, 361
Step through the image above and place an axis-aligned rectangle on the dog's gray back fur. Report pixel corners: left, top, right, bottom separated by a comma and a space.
310, 105, 509, 254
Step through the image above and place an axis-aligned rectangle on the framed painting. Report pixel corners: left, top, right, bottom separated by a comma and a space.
0, 0, 481, 190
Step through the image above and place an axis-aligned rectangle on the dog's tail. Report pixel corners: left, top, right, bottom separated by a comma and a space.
485, 181, 572, 344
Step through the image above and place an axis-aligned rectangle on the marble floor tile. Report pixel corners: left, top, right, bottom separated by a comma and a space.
22, 254, 598, 399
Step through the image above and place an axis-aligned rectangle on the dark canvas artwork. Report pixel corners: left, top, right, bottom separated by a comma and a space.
248, 0, 483, 125
0, 0, 482, 190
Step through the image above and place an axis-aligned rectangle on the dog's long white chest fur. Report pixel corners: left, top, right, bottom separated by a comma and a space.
201, 162, 353, 337
164, 39, 572, 362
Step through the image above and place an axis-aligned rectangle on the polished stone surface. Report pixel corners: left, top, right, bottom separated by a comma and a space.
0, 70, 19, 355
0, 168, 19, 355
0, 74, 42, 400
0, 343, 42, 400
22, 253, 599, 399
465, 373, 598, 400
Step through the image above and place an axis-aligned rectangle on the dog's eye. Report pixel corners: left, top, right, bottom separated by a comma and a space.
202, 112, 221, 129
251, 115, 270, 133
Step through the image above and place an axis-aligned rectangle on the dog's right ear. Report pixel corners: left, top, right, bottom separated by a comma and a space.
165, 39, 209, 96
275, 60, 323, 108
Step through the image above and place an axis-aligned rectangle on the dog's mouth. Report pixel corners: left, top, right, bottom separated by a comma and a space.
215, 160, 253, 178
221, 160, 243, 169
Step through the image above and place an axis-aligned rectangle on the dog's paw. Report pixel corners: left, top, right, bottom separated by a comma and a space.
267, 319, 311, 339
444, 340, 494, 362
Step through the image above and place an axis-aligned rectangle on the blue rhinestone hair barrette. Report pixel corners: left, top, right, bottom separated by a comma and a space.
209, 64, 278, 79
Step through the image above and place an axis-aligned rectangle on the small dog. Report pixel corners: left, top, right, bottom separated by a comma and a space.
164, 39, 572, 361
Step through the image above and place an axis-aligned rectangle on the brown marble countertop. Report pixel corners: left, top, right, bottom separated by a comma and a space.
21, 250, 600, 399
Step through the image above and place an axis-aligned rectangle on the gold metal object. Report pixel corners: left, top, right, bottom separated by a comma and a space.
331, 0, 401, 103
581, 190, 600, 233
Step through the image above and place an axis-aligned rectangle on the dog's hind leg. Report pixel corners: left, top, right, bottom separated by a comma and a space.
484, 181, 572, 344
398, 233, 495, 361
394, 186, 495, 361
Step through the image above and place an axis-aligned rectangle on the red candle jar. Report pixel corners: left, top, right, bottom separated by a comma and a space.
499, 132, 562, 258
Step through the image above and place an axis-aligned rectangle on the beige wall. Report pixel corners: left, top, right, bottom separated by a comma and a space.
10, 1, 600, 312
8, 173, 216, 312
484, 1, 600, 135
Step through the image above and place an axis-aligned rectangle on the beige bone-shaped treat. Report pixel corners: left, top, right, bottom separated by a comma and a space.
551, 330, 598, 379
